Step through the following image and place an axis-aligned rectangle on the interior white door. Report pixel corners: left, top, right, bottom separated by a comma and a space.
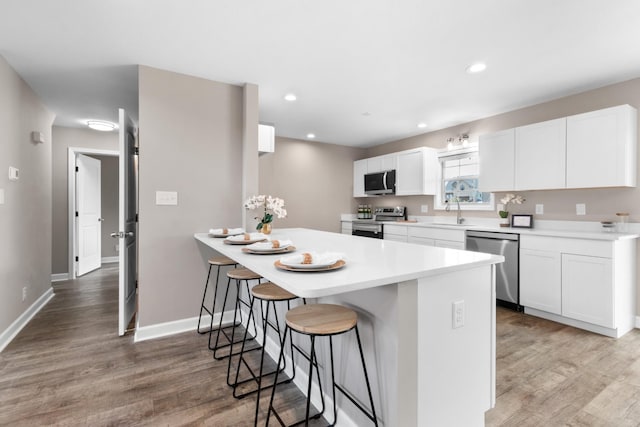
76, 154, 102, 276
118, 109, 138, 336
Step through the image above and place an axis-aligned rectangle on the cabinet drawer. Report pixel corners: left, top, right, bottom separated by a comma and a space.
520, 235, 612, 258
409, 227, 465, 242
384, 224, 408, 236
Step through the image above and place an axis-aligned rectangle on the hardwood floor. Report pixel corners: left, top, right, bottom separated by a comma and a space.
2, 266, 640, 426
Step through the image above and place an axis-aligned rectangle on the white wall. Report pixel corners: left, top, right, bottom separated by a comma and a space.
0, 55, 55, 343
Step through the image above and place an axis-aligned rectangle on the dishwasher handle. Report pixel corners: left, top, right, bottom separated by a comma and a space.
465, 230, 519, 241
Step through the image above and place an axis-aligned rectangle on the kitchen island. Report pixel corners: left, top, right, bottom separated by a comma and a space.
195, 228, 504, 426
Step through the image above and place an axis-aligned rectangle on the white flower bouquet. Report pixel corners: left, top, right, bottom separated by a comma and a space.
499, 194, 525, 218
244, 195, 287, 230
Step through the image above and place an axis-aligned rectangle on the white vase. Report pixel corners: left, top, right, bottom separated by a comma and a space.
500, 217, 510, 227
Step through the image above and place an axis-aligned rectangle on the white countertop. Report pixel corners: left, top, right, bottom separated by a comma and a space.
194, 228, 504, 298
342, 217, 639, 241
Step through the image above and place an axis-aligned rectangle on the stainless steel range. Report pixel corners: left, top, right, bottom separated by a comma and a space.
352, 206, 406, 239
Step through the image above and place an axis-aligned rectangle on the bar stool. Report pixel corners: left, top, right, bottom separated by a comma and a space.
211, 267, 262, 362
197, 256, 237, 336
267, 304, 378, 426
231, 282, 300, 426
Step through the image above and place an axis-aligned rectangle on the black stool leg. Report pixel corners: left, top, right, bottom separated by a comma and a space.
197, 264, 214, 334
266, 324, 289, 427
354, 326, 378, 426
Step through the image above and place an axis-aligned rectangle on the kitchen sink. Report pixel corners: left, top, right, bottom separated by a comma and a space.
431, 222, 472, 227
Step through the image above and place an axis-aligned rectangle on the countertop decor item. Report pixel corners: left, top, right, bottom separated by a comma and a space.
499, 193, 526, 227
244, 194, 287, 234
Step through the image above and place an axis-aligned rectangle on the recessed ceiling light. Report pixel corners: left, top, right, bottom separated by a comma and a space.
306, 133, 316, 139
87, 120, 116, 131
284, 93, 297, 102
466, 62, 487, 74
417, 123, 428, 129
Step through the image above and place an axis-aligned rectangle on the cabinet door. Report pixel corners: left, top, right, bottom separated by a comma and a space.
381, 154, 397, 171
396, 150, 424, 195
353, 159, 368, 197
367, 156, 383, 173
478, 129, 516, 192
566, 105, 637, 188
408, 236, 435, 246
515, 118, 566, 190
434, 240, 465, 250
520, 249, 561, 315
561, 254, 613, 328
258, 124, 275, 153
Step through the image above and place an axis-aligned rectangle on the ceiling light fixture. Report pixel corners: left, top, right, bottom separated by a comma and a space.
447, 134, 470, 150
417, 123, 427, 129
284, 93, 297, 102
466, 62, 487, 74
87, 120, 116, 131
306, 133, 316, 139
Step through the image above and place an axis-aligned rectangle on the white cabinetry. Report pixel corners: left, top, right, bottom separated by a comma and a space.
519, 235, 635, 338
520, 248, 562, 315
478, 129, 515, 192
515, 118, 566, 190
561, 254, 613, 328
566, 104, 637, 188
353, 159, 368, 197
258, 124, 275, 153
384, 224, 408, 242
408, 227, 465, 249
367, 154, 397, 173
396, 148, 438, 196
341, 221, 353, 235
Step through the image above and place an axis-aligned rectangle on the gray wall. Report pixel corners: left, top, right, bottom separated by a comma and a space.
364, 77, 640, 224
0, 55, 55, 337
258, 136, 364, 232
137, 65, 250, 328
87, 155, 119, 260
51, 127, 118, 274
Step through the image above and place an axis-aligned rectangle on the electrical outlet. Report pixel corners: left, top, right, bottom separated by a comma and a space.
22, 286, 27, 302
576, 203, 586, 215
421, 204, 429, 213
535, 204, 544, 215
452, 300, 464, 329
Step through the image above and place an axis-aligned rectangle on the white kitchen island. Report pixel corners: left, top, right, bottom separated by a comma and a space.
194, 228, 504, 427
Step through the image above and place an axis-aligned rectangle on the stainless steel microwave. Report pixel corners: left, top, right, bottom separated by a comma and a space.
364, 170, 396, 195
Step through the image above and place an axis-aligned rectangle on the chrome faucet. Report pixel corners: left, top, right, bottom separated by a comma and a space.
445, 198, 464, 224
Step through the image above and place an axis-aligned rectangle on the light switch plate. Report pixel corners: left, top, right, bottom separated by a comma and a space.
535, 204, 544, 215
8, 166, 19, 181
0, 188, 4, 205
576, 203, 586, 215
156, 191, 178, 205
421, 204, 429, 213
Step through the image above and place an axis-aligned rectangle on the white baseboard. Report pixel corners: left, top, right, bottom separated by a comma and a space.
134, 310, 237, 343
51, 273, 70, 282
0, 288, 54, 352
101, 256, 119, 264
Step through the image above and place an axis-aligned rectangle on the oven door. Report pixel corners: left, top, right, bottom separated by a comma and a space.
352, 223, 383, 239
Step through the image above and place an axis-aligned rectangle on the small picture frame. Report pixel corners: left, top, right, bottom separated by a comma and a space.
511, 214, 533, 228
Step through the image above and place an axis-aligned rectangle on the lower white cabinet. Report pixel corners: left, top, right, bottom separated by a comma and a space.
341, 221, 353, 235
519, 235, 635, 338
408, 226, 465, 249
384, 224, 408, 242
561, 254, 613, 328
520, 249, 562, 315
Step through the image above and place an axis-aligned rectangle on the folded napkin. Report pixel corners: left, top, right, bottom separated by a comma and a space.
280, 251, 344, 266
227, 232, 267, 242
247, 240, 293, 250
209, 227, 244, 235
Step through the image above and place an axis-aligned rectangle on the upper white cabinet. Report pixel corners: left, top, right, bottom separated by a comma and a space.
396, 148, 438, 196
353, 159, 368, 197
353, 147, 437, 197
258, 124, 275, 153
515, 118, 566, 190
566, 104, 637, 188
478, 129, 515, 192
479, 105, 637, 192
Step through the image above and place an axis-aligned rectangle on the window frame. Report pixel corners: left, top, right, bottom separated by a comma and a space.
434, 145, 495, 211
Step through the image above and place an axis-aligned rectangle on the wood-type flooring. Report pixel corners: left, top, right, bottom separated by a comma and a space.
2, 265, 640, 426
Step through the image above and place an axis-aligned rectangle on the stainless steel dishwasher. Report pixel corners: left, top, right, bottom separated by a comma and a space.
465, 230, 521, 311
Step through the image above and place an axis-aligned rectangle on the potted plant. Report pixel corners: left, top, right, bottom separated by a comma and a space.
499, 194, 525, 227
244, 195, 287, 234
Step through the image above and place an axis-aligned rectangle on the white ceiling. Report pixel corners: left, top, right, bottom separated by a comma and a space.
1, 0, 640, 147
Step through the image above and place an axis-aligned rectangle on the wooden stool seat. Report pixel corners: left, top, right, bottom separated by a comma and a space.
208, 256, 236, 266
251, 282, 297, 302
227, 268, 261, 281
286, 304, 357, 336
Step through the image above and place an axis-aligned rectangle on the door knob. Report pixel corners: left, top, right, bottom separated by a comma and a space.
98, 218, 104, 222
110, 232, 119, 238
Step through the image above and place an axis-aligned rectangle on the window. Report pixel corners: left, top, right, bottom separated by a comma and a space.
435, 146, 494, 210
